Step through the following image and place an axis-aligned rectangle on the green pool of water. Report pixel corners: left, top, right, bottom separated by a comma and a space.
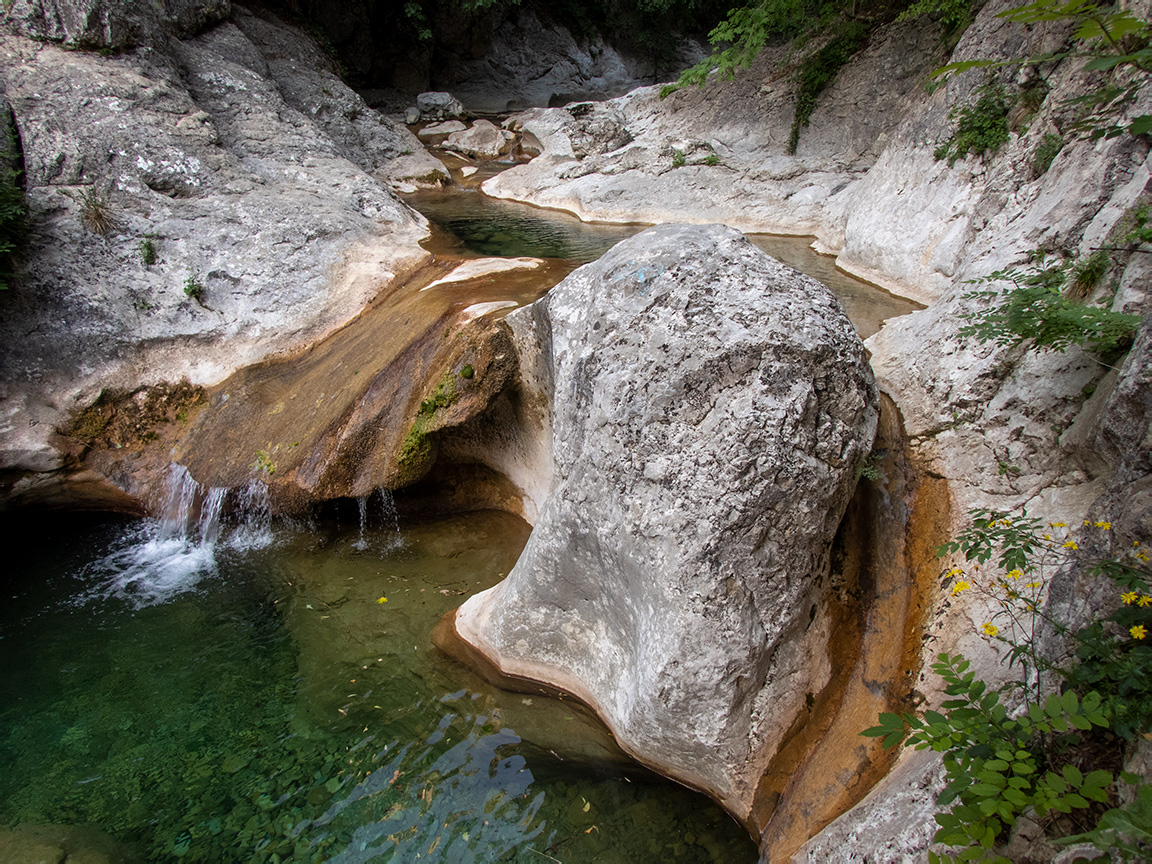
405, 188, 645, 263
0, 507, 756, 863
404, 188, 921, 338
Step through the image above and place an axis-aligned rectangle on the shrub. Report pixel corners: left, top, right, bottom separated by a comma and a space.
896, 0, 973, 40
671, 148, 686, 168
935, 80, 1011, 166
959, 253, 1138, 356
864, 512, 1152, 863
183, 272, 205, 304
139, 237, 157, 266
1032, 133, 1064, 176
788, 21, 871, 154
0, 114, 25, 290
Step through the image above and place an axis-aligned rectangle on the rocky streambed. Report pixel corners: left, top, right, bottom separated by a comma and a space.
2, 0, 1150, 861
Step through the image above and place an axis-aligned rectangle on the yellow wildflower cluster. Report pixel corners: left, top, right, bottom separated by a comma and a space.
1121, 591, 1152, 607
982, 623, 999, 636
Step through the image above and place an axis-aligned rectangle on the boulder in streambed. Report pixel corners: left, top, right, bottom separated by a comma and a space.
416, 91, 465, 120
450, 223, 879, 818
442, 119, 515, 160
417, 120, 467, 140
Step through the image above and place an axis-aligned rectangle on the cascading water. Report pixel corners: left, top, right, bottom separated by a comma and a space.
228, 478, 274, 551
83, 464, 272, 607
350, 489, 404, 554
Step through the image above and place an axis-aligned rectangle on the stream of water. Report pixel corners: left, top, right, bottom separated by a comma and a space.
0, 168, 923, 863
0, 476, 757, 862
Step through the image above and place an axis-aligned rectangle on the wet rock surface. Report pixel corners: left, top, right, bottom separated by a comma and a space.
0, 5, 435, 499
454, 223, 879, 816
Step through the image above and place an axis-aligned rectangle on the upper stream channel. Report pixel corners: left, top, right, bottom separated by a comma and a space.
0, 156, 921, 863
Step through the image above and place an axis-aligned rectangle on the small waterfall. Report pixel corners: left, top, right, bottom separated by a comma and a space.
352, 496, 370, 551
229, 479, 273, 551
86, 465, 272, 607
379, 489, 402, 550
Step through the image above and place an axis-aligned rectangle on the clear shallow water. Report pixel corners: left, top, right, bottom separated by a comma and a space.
0, 505, 756, 863
405, 188, 646, 264
405, 187, 921, 338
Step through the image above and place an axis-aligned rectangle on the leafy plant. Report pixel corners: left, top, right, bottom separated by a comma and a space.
183, 272, 205, 305
865, 510, 1152, 861
958, 253, 1139, 356
854, 450, 883, 482
1032, 132, 1064, 175
139, 236, 157, 266
788, 21, 871, 154
704, 153, 721, 166
933, 0, 1152, 141
934, 80, 1011, 166
671, 148, 687, 168
866, 655, 1112, 864
1068, 248, 1112, 298
896, 0, 973, 40
1125, 203, 1152, 245
1056, 782, 1152, 861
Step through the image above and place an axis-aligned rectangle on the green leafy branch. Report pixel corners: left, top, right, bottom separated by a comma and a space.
932, 0, 1151, 141
957, 252, 1139, 357
864, 653, 1112, 863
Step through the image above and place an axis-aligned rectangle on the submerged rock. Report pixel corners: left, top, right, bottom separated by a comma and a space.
452, 223, 879, 817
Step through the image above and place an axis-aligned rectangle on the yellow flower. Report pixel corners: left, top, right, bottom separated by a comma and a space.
951, 580, 971, 596
1094, 521, 1112, 530
377, 597, 388, 604
1025, 581, 1042, 589
1084, 520, 1092, 526
982, 623, 999, 636
1006, 568, 1024, 580
1138, 595, 1152, 608
1050, 522, 1067, 528
1062, 540, 1079, 550
1139, 552, 1150, 563
1043, 534, 1053, 542
945, 567, 965, 579
1131, 625, 1148, 640
1122, 591, 1139, 605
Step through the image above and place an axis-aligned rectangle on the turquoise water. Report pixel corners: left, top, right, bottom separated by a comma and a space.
0, 504, 756, 863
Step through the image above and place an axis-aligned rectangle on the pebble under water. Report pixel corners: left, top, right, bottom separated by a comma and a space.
0, 501, 757, 863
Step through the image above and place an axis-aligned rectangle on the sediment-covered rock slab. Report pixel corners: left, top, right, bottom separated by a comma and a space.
453, 223, 879, 815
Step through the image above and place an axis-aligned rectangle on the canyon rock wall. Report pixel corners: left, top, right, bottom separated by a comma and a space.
476, 2, 1151, 857
454, 223, 879, 818
0, 4, 445, 506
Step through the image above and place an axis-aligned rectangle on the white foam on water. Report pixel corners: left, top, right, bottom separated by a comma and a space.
80, 466, 275, 608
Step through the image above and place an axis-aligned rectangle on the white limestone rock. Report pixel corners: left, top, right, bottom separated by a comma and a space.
455, 223, 879, 815
442, 119, 514, 159
0, 10, 431, 478
417, 120, 466, 139
416, 90, 465, 120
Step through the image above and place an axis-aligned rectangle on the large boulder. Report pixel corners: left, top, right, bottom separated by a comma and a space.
452, 223, 879, 816
415, 90, 465, 120
442, 118, 513, 159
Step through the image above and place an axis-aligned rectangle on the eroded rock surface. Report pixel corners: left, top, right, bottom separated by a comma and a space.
0, 6, 439, 506
454, 223, 879, 816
